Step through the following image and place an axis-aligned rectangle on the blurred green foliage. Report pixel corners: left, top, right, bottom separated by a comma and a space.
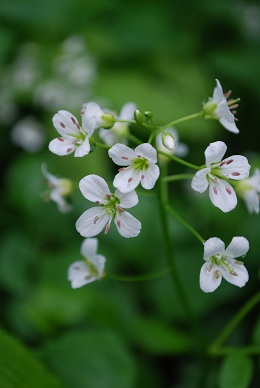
0, 0, 260, 386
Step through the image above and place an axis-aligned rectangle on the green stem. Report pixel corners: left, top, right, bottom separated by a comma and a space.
158, 150, 201, 170
208, 345, 260, 357
157, 172, 206, 349
163, 173, 194, 183
208, 291, 260, 355
166, 204, 205, 244
107, 266, 172, 282
160, 111, 204, 131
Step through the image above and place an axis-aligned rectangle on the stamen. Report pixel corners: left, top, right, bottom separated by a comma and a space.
94, 216, 99, 224
141, 175, 145, 179
58, 137, 64, 142
214, 270, 221, 279
235, 260, 243, 265
231, 172, 240, 176
128, 177, 133, 183
106, 194, 111, 199
224, 90, 232, 99
95, 201, 100, 204
105, 223, 110, 234
213, 186, 218, 195
115, 205, 124, 213
117, 220, 121, 228
226, 159, 233, 165
122, 156, 129, 160
225, 187, 232, 195
67, 148, 73, 153
60, 122, 66, 128
231, 271, 238, 277
119, 168, 125, 172
230, 103, 239, 110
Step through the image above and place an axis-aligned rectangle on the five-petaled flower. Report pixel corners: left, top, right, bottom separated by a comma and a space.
202, 79, 240, 134
68, 238, 106, 289
99, 102, 136, 146
41, 164, 72, 213
76, 174, 141, 238
108, 143, 160, 193
191, 141, 250, 212
237, 168, 260, 214
49, 109, 95, 157
200, 237, 249, 293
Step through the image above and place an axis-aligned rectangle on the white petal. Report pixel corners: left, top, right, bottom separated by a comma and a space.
113, 168, 141, 193
191, 168, 210, 193
209, 179, 237, 212
219, 155, 250, 180
68, 261, 95, 288
205, 141, 227, 166
200, 262, 222, 293
203, 237, 225, 261
50, 188, 71, 213
115, 211, 141, 238
92, 254, 106, 277
79, 175, 110, 203
243, 189, 260, 214
224, 237, 249, 259
135, 143, 158, 163
220, 261, 249, 288
76, 207, 109, 237
212, 79, 224, 104
41, 164, 59, 185
108, 143, 136, 166
219, 118, 239, 134
115, 189, 139, 208
52, 110, 80, 137
119, 102, 136, 120
82, 114, 98, 136
74, 138, 90, 157
80, 238, 98, 260
99, 128, 118, 146
141, 163, 160, 190
216, 101, 234, 122
48, 138, 76, 156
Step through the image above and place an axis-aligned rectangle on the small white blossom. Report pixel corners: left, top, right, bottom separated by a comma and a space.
237, 169, 260, 214
191, 141, 250, 212
81, 101, 115, 130
99, 102, 136, 146
156, 127, 189, 160
41, 164, 73, 213
68, 238, 106, 289
108, 143, 160, 193
200, 237, 249, 293
203, 79, 239, 134
49, 109, 96, 157
11, 116, 45, 152
76, 174, 141, 238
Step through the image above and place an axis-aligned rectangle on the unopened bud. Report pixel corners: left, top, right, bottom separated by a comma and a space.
134, 109, 143, 124
101, 113, 115, 129
162, 132, 175, 150
144, 111, 153, 119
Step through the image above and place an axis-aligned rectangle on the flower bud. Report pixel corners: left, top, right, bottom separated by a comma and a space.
162, 132, 175, 150
101, 113, 115, 129
134, 109, 143, 124
144, 111, 153, 119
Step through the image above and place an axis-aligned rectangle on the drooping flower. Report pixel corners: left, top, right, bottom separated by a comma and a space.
49, 109, 96, 157
99, 102, 137, 146
11, 116, 45, 152
76, 174, 141, 238
81, 101, 115, 131
68, 238, 106, 289
191, 141, 250, 212
200, 237, 249, 293
236, 168, 260, 214
202, 79, 240, 134
41, 164, 73, 213
156, 127, 189, 161
108, 143, 160, 193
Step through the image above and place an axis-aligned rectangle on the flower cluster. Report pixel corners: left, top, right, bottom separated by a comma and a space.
44, 79, 256, 292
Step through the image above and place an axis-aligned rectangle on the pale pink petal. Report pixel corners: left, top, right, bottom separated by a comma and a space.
208, 179, 237, 212
79, 175, 110, 203
108, 143, 136, 166
74, 138, 91, 157
76, 207, 109, 237
49, 138, 76, 156
115, 189, 139, 208
80, 238, 98, 259
135, 143, 158, 163
219, 155, 250, 180
205, 141, 227, 166
220, 261, 249, 288
200, 262, 222, 293
52, 110, 80, 137
119, 102, 136, 120
115, 211, 141, 238
203, 237, 225, 261
191, 168, 210, 193
113, 168, 141, 193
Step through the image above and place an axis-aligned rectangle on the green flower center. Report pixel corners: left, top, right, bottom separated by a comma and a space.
132, 156, 149, 172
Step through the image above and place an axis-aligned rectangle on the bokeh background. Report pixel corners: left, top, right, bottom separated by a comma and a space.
0, 0, 260, 387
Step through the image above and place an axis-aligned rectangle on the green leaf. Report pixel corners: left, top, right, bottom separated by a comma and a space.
219, 353, 253, 388
41, 329, 137, 388
0, 327, 62, 388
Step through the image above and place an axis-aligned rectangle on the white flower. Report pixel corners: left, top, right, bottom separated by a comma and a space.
200, 237, 249, 293
108, 143, 160, 193
49, 109, 96, 157
68, 238, 106, 289
11, 116, 45, 152
237, 168, 260, 214
156, 127, 189, 160
203, 79, 239, 134
99, 102, 136, 146
81, 101, 115, 130
41, 164, 73, 213
191, 141, 250, 212
76, 174, 141, 238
